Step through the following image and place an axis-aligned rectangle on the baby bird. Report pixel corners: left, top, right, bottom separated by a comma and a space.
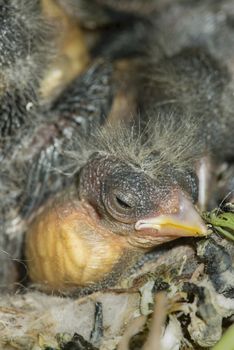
0, 0, 53, 289
25, 123, 207, 292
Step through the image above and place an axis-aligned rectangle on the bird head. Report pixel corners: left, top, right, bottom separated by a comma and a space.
77, 149, 207, 249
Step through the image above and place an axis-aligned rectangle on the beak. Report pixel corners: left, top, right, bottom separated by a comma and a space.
135, 195, 207, 238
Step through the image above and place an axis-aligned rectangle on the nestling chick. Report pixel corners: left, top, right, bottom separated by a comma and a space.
0, 0, 53, 289
25, 121, 207, 292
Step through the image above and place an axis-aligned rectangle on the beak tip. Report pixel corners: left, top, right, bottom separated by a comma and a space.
197, 224, 208, 237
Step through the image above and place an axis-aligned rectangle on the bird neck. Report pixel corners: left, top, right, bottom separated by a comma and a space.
25, 195, 139, 291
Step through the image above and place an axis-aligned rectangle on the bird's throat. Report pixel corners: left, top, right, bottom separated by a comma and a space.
25, 198, 128, 291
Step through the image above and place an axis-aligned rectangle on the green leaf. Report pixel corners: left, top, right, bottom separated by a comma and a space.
212, 324, 234, 350
202, 208, 234, 242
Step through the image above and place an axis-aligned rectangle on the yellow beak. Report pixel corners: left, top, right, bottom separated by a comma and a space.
135, 195, 207, 238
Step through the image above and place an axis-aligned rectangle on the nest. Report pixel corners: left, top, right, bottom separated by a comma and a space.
1, 1, 234, 349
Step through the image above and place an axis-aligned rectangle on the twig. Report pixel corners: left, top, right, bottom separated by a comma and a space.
142, 292, 168, 350
117, 315, 147, 350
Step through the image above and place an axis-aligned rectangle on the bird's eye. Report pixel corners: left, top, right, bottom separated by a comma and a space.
115, 195, 132, 210
103, 189, 137, 224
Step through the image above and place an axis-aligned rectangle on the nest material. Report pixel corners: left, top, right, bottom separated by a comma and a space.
1, 218, 234, 350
